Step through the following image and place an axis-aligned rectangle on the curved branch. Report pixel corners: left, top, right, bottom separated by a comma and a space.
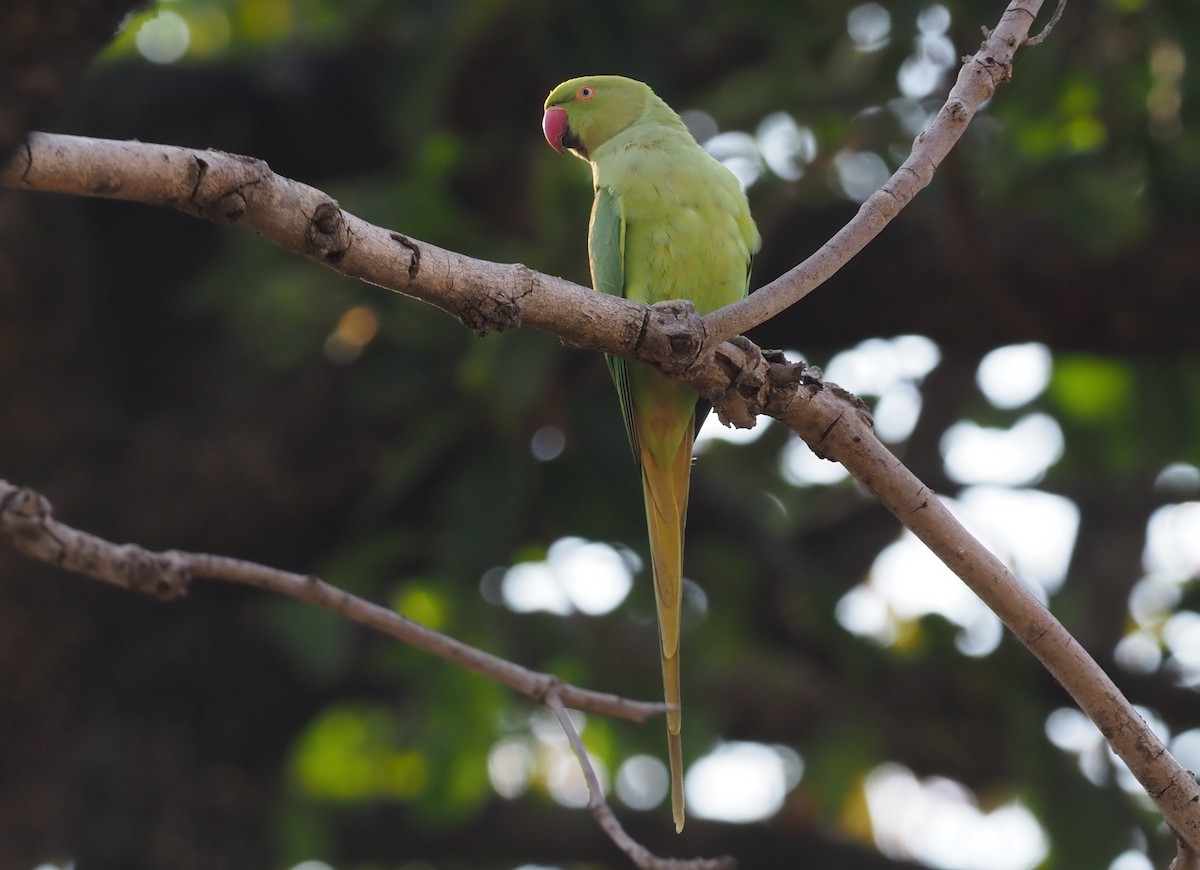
0, 480, 668, 725
700, 0, 1050, 348
1027, 0, 1068, 46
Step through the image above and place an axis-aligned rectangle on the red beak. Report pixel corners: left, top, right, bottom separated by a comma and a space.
543, 106, 570, 153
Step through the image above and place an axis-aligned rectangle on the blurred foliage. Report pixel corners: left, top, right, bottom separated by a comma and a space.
5, 1, 1200, 869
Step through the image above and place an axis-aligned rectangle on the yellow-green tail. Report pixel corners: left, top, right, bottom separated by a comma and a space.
639, 418, 694, 833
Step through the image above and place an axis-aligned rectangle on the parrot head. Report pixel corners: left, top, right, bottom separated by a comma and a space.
542, 75, 652, 161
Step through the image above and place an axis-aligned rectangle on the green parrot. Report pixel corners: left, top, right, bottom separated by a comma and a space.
542, 75, 760, 832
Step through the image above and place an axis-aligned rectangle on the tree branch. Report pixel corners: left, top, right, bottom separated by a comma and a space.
0, 480, 667, 725
0, 131, 647, 352
545, 689, 735, 870
699, 0, 1051, 347
752, 357, 1200, 854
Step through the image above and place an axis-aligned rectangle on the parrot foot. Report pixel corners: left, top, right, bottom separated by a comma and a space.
641, 299, 704, 373
708, 335, 768, 429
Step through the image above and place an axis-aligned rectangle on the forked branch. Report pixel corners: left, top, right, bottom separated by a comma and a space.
0, 0, 1052, 381
546, 689, 736, 870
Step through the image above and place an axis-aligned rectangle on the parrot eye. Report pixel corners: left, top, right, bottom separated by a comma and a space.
576, 86, 595, 101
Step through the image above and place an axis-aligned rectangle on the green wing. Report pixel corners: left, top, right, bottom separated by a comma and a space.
589, 185, 641, 464
691, 250, 754, 437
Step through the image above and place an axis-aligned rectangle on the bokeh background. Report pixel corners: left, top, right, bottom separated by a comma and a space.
3, 1, 1200, 868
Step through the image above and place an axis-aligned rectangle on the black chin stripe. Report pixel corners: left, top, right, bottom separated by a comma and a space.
563, 128, 587, 159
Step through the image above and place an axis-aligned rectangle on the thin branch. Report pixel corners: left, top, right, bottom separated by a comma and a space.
700, 0, 1047, 347
0, 480, 667, 725
545, 688, 735, 870
1026, 0, 1068, 46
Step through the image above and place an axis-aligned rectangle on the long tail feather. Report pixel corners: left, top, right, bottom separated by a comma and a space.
639, 417, 694, 833
668, 730, 684, 833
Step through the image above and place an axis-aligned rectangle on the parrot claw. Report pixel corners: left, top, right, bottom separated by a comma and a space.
642, 299, 705, 373
650, 298, 696, 316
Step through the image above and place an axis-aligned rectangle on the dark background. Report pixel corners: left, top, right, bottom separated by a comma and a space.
3, 1, 1199, 868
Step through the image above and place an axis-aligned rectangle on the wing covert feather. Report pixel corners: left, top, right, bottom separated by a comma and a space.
589, 186, 641, 463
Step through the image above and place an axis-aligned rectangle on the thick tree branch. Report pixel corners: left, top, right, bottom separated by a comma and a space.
699, 0, 1050, 347
0, 132, 646, 352
689, 348, 1200, 854
0, 480, 667, 725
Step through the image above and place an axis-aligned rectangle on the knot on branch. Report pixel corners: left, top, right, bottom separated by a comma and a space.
209, 188, 250, 222
190, 152, 269, 224
306, 200, 352, 263
765, 351, 825, 394
0, 484, 53, 540
969, 29, 1015, 86
0, 482, 192, 600
640, 300, 705, 374
121, 547, 191, 600
459, 287, 523, 336
532, 674, 566, 705
388, 232, 422, 280
762, 356, 873, 462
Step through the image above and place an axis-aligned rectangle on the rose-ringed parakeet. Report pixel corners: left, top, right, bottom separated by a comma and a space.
542, 75, 760, 832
